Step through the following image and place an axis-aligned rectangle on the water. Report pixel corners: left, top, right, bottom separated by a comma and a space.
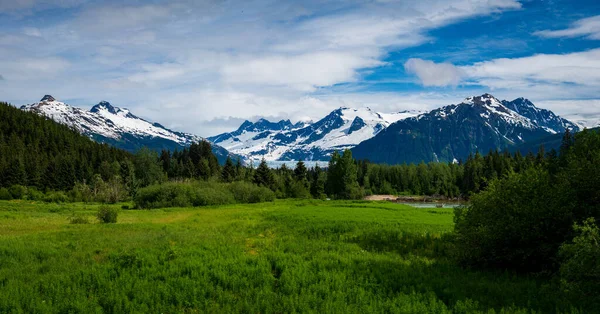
402, 203, 464, 209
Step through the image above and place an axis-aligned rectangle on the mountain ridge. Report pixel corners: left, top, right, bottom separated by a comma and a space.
351, 94, 580, 164
21, 95, 235, 163
208, 107, 424, 162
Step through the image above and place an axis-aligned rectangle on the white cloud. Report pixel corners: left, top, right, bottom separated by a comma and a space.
0, 0, 523, 135
406, 49, 600, 99
534, 15, 600, 40
222, 52, 383, 92
404, 59, 464, 87
22, 27, 41, 37
462, 49, 600, 94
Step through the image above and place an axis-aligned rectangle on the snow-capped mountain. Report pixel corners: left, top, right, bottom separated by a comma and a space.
21, 95, 234, 162
208, 107, 423, 162
562, 113, 600, 129
352, 94, 580, 164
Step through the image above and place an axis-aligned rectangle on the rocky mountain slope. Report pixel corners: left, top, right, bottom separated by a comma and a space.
21, 95, 233, 162
351, 94, 580, 164
208, 107, 423, 161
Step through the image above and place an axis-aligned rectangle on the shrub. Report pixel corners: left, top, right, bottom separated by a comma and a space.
69, 182, 92, 202
558, 218, 600, 308
43, 191, 69, 203
26, 187, 45, 201
227, 181, 275, 203
69, 214, 90, 224
134, 181, 274, 209
8, 185, 27, 199
453, 168, 572, 272
0, 188, 12, 200
97, 206, 118, 223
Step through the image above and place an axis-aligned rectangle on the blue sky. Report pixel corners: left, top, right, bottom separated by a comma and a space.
1, 0, 599, 135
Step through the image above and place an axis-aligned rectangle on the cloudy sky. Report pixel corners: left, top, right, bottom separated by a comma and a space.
1, 0, 599, 136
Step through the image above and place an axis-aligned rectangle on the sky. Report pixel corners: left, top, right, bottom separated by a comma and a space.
1, 0, 600, 136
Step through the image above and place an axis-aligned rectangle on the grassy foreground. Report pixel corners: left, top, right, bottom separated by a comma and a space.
0, 200, 578, 313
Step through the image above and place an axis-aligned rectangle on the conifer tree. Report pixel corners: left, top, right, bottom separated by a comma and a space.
253, 158, 274, 189
222, 157, 236, 182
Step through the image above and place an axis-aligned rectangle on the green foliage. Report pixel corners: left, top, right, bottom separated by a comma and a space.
26, 187, 44, 201
227, 181, 275, 203
133, 147, 165, 188
326, 150, 363, 199
8, 185, 27, 200
0, 102, 131, 191
134, 181, 276, 209
253, 158, 275, 189
134, 181, 235, 209
221, 156, 236, 183
558, 218, 600, 308
43, 191, 69, 203
454, 130, 600, 273
454, 168, 571, 271
68, 213, 90, 224
0, 188, 12, 200
97, 205, 118, 223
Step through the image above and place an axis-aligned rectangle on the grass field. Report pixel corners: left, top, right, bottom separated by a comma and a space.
0, 200, 580, 313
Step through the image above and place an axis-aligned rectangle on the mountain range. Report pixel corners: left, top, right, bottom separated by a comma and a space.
208, 108, 423, 162
20, 95, 233, 163
20, 93, 584, 166
212, 93, 580, 164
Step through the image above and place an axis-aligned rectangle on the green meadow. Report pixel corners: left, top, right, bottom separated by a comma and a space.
0, 200, 579, 313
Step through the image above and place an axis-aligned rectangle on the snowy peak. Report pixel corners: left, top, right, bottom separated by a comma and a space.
501, 97, 579, 134
40, 95, 56, 102
91, 101, 121, 115
208, 106, 423, 161
352, 94, 581, 165
21, 95, 203, 146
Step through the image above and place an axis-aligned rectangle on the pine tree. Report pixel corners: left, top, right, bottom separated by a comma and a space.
310, 165, 326, 199
293, 160, 309, 188
222, 157, 236, 182
253, 158, 274, 189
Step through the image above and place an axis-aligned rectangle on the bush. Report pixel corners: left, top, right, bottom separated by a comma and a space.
558, 218, 600, 308
0, 188, 12, 200
26, 187, 44, 201
134, 181, 275, 209
97, 206, 118, 223
69, 214, 90, 224
43, 191, 69, 203
227, 181, 276, 203
8, 185, 27, 199
453, 168, 572, 272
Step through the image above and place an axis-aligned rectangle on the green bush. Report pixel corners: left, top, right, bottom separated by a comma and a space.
134, 181, 275, 209
558, 218, 600, 308
69, 214, 90, 224
97, 206, 118, 223
453, 168, 572, 272
0, 188, 12, 200
43, 191, 69, 203
227, 181, 275, 203
26, 187, 45, 201
8, 185, 27, 199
